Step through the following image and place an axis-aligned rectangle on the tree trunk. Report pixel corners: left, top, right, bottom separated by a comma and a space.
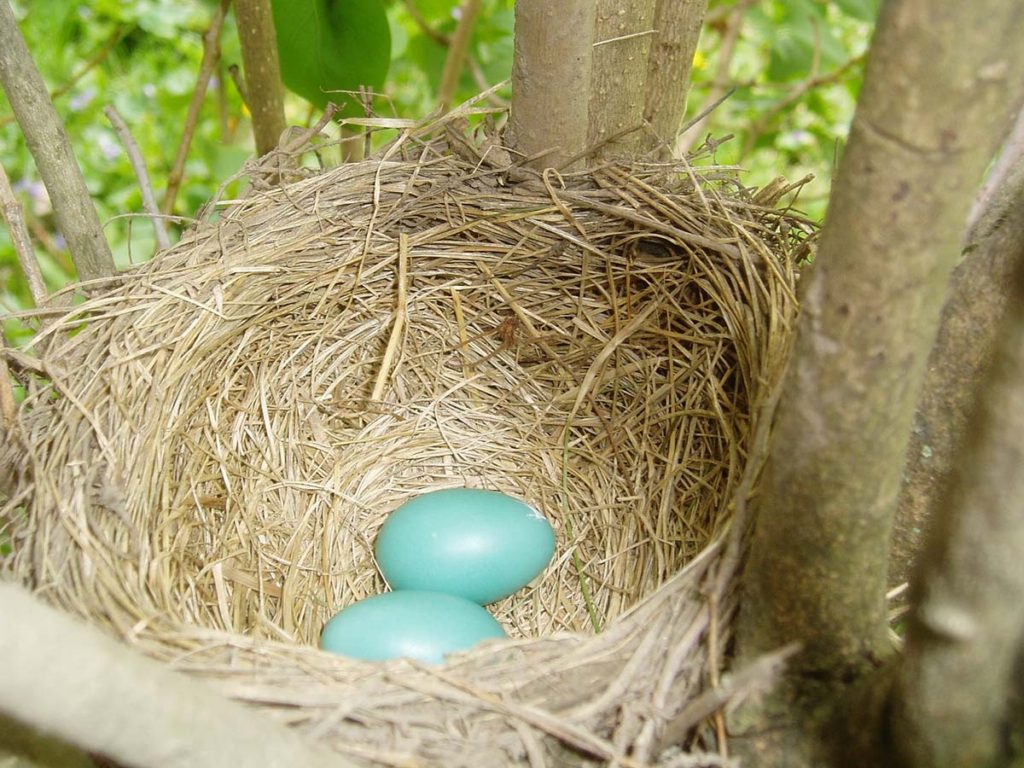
892, 105, 1024, 586
643, 0, 707, 156
587, 0, 656, 157
507, 0, 595, 169
736, 0, 1024, 684
234, 0, 287, 156
0, 1, 115, 282
892, 245, 1024, 767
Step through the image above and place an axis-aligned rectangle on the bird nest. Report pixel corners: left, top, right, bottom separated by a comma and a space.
0, 122, 808, 766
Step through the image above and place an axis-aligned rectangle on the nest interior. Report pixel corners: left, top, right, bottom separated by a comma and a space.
1, 128, 807, 764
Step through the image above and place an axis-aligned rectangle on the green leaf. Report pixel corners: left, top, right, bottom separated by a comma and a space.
833, 0, 879, 22
271, 0, 391, 116
768, 2, 848, 81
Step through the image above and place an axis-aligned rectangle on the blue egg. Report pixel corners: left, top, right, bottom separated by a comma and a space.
375, 488, 556, 605
320, 591, 506, 664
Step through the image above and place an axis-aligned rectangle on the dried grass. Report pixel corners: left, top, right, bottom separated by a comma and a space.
0, 116, 810, 765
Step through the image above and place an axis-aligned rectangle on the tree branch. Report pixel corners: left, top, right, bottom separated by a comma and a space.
104, 106, 170, 251
437, 0, 482, 111
643, 0, 708, 156
894, 103, 1024, 587
163, 0, 231, 215
0, 25, 126, 129
0, 1, 115, 281
0, 583, 356, 768
234, 0, 287, 156
507, 0, 595, 170
736, 0, 1024, 679
892, 243, 1024, 767
0, 163, 47, 308
740, 53, 865, 159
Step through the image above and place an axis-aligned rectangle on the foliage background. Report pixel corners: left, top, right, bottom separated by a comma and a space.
0, 0, 876, 344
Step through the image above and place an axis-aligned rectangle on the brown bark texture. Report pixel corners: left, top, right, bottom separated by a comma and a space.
0, 1, 115, 282
588, 0, 656, 157
0, 584, 355, 768
507, 0, 595, 169
643, 0, 707, 155
892, 105, 1024, 586
234, 0, 287, 156
737, 0, 1024, 678
892, 249, 1024, 767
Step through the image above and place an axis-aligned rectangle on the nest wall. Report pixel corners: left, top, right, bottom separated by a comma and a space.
1, 140, 806, 765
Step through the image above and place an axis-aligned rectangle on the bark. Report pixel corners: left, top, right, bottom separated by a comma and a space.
736, 0, 1024, 682
587, 0, 656, 157
0, 1, 114, 282
893, 107, 1024, 587
234, 0, 287, 156
507, 0, 594, 169
891, 253, 1024, 767
643, 0, 707, 156
0, 584, 355, 768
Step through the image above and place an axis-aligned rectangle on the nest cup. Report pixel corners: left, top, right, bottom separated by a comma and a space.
2, 130, 806, 764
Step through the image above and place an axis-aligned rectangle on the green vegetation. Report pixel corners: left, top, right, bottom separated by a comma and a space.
0, 0, 874, 337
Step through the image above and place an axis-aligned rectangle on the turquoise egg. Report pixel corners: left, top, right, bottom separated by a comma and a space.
375, 488, 556, 605
320, 591, 506, 664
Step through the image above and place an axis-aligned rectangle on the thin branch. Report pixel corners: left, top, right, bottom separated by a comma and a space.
437, 0, 483, 111
0, 330, 18, 434
0, 163, 48, 308
103, 106, 170, 251
0, 0, 115, 281
741, 53, 865, 158
676, 0, 754, 155
163, 0, 231, 215
234, 0, 287, 156
0, 25, 126, 129
402, 0, 451, 46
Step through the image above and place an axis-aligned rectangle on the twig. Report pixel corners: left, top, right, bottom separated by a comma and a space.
741, 53, 865, 158
0, 25, 126, 128
676, 0, 754, 155
0, 1, 115, 281
0, 330, 18, 433
163, 0, 232, 214
103, 106, 171, 251
437, 0, 483, 111
402, 0, 450, 46
0, 164, 48, 308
